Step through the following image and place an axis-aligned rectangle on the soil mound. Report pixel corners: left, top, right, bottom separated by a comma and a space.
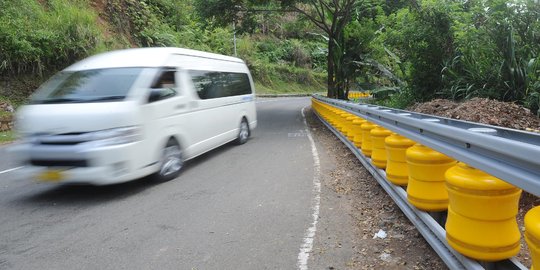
408, 98, 540, 131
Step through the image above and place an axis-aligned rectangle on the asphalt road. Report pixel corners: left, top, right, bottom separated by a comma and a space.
0, 98, 323, 270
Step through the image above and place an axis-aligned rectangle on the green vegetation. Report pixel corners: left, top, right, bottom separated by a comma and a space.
0, 0, 105, 75
0, 130, 15, 144
0, 0, 326, 102
0, 110, 10, 118
365, 0, 540, 113
0, 0, 539, 115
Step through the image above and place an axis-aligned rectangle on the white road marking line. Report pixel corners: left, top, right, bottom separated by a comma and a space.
297, 106, 321, 270
0, 166, 22, 175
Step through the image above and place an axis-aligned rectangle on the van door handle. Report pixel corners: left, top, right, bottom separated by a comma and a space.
176, 104, 186, 110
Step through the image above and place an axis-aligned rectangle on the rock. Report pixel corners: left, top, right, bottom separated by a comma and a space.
379, 252, 392, 262
373, 229, 387, 239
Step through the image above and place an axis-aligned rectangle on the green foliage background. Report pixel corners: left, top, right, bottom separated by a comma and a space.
0, 0, 327, 100
361, 0, 540, 115
0, 0, 539, 116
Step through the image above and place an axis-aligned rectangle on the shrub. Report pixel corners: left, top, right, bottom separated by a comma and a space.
0, 0, 103, 75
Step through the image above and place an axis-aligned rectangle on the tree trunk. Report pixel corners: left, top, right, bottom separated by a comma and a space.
327, 37, 336, 98
331, 31, 346, 100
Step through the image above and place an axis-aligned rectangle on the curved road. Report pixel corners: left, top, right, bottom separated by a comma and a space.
0, 98, 325, 269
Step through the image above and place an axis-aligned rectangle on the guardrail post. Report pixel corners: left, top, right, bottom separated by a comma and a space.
371, 127, 393, 169
406, 144, 456, 211
526, 206, 540, 270
445, 163, 522, 262
385, 133, 416, 186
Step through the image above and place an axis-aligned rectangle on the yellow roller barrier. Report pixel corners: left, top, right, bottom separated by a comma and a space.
340, 113, 351, 136
336, 112, 348, 132
385, 133, 415, 186
361, 122, 376, 157
406, 144, 456, 211
352, 118, 366, 148
345, 116, 357, 141
328, 108, 341, 127
445, 163, 522, 261
526, 206, 540, 270
371, 127, 392, 169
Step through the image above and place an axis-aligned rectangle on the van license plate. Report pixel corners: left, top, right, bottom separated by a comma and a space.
38, 170, 65, 182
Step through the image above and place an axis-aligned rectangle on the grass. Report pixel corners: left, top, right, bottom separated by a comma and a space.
0, 111, 12, 119
0, 130, 16, 144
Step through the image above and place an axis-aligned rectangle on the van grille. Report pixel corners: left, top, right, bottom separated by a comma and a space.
39, 141, 86, 145
34, 133, 91, 146
30, 159, 89, 167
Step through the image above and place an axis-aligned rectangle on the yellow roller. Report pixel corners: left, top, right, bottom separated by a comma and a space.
385, 133, 415, 186
526, 206, 540, 270
370, 127, 392, 169
360, 122, 376, 157
352, 118, 366, 148
406, 144, 456, 211
445, 163, 522, 261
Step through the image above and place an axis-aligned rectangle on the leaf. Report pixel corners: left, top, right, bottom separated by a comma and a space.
384, 46, 401, 64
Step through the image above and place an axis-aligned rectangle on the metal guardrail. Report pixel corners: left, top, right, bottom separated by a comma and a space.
311, 94, 533, 270
313, 94, 540, 197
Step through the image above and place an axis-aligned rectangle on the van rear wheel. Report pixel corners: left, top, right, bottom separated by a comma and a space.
154, 139, 183, 182
234, 118, 250, 145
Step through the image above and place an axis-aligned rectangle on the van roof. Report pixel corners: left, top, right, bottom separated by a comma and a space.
65, 47, 245, 71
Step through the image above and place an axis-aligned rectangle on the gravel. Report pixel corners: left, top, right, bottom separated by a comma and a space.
306, 108, 447, 269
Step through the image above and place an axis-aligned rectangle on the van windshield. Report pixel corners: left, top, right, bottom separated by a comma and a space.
31, 68, 143, 104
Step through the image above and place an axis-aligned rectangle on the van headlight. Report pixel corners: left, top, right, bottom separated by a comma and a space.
88, 126, 141, 147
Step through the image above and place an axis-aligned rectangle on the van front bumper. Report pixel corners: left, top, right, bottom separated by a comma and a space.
10, 141, 155, 185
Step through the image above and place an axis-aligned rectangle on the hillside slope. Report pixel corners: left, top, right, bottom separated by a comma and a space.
0, 0, 327, 103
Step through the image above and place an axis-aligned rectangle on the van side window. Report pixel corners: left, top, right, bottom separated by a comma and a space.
149, 69, 177, 103
189, 70, 251, 100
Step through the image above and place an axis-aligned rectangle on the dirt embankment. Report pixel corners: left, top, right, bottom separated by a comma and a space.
408, 98, 540, 131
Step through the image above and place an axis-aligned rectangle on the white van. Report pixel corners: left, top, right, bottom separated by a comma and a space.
11, 47, 257, 185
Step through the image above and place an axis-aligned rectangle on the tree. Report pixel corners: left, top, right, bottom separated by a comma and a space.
382, 2, 454, 101
281, 0, 357, 99
194, 0, 244, 27
193, 0, 358, 99
193, 0, 277, 34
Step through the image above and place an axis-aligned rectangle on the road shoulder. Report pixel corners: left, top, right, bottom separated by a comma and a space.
306, 107, 447, 269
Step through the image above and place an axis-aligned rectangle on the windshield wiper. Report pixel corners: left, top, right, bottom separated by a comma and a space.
32, 96, 126, 104
84, 96, 126, 102
32, 98, 84, 104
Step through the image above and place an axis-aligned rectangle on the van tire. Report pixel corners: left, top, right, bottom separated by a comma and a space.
154, 138, 183, 182
234, 118, 250, 145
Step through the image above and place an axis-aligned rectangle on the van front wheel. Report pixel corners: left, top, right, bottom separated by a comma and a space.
234, 118, 250, 145
155, 139, 183, 182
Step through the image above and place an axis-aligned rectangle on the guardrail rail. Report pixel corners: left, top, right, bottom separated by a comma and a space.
311, 94, 540, 270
